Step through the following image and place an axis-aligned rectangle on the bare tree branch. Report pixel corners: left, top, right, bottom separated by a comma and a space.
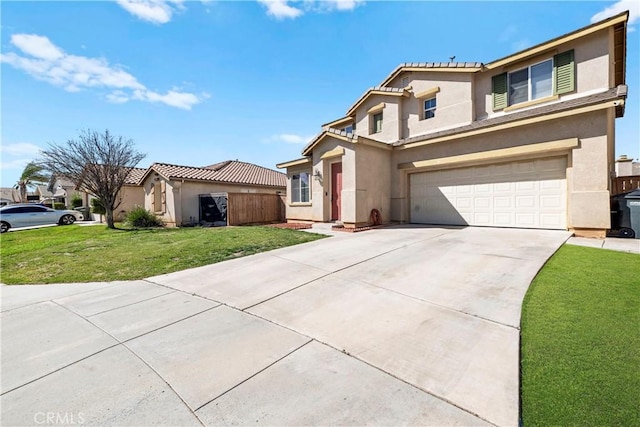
38, 129, 146, 229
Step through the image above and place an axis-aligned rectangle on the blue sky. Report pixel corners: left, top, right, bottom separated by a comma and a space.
1, 0, 639, 188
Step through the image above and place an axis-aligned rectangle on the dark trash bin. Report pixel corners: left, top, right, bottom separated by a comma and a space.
624, 189, 640, 239
75, 206, 91, 221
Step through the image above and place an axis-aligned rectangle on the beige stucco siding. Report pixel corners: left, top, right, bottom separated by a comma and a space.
355, 144, 391, 224
355, 97, 401, 143
285, 163, 313, 221
391, 109, 613, 230
475, 28, 612, 120
403, 72, 474, 139
114, 185, 145, 220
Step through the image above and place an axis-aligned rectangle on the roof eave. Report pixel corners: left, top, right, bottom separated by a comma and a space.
276, 157, 312, 169
379, 66, 482, 87
485, 11, 629, 70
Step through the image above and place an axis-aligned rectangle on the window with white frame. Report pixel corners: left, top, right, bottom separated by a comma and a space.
423, 97, 436, 119
508, 59, 553, 105
371, 112, 383, 134
291, 172, 310, 203
342, 124, 353, 134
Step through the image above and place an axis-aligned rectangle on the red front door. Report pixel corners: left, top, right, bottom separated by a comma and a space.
331, 162, 342, 221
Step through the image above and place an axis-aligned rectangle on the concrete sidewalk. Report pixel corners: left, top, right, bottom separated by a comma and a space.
1, 225, 570, 426
566, 236, 640, 253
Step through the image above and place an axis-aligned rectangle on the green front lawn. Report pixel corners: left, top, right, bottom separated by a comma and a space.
521, 244, 640, 426
0, 225, 326, 284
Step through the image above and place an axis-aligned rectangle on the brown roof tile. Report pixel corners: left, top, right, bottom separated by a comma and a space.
146, 161, 286, 188
124, 167, 147, 185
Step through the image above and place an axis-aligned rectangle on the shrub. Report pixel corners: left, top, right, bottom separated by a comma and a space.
125, 206, 164, 228
53, 203, 67, 210
70, 193, 83, 208
91, 198, 106, 215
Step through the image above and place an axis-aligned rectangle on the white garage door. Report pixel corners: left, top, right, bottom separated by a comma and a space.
410, 157, 567, 230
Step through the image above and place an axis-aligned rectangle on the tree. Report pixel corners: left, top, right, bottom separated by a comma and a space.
15, 161, 49, 203
38, 129, 146, 229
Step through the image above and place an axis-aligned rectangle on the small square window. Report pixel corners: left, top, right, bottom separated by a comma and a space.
371, 112, 383, 134
343, 125, 353, 134
423, 97, 436, 120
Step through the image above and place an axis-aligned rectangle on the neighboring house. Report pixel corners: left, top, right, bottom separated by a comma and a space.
47, 176, 79, 207
277, 12, 630, 238
0, 187, 21, 206
34, 185, 53, 203
615, 155, 640, 177
111, 167, 146, 221
75, 167, 146, 221
137, 160, 286, 226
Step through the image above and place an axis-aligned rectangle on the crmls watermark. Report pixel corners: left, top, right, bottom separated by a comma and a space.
34, 412, 85, 425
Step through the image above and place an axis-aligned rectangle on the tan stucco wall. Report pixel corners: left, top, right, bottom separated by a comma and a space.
475, 28, 611, 120
355, 144, 391, 225
385, 71, 475, 139
114, 185, 145, 221
390, 109, 613, 230
284, 163, 313, 221
354, 97, 401, 143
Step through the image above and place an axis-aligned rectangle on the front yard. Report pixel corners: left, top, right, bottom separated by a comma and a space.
0, 225, 326, 284
521, 244, 639, 426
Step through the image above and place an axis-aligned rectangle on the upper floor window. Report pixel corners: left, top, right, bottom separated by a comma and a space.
508, 59, 553, 105
371, 112, 383, 134
342, 124, 353, 134
423, 97, 437, 119
291, 172, 310, 203
492, 49, 575, 111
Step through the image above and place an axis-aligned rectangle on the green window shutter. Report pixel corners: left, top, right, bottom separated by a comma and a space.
554, 50, 575, 95
492, 73, 508, 110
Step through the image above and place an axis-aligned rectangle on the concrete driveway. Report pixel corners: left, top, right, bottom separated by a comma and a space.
1, 225, 570, 426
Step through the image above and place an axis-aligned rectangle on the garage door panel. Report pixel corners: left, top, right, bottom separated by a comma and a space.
409, 157, 566, 230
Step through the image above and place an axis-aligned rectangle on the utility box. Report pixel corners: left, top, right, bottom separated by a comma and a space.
199, 193, 228, 227
624, 189, 640, 239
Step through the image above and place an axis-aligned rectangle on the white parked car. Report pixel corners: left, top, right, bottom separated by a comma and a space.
0, 204, 83, 233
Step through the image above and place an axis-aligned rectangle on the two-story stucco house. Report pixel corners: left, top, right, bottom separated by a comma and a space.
277, 12, 629, 238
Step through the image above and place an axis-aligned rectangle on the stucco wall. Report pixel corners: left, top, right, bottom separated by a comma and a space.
390, 109, 613, 230
114, 185, 145, 221
475, 28, 611, 120
354, 97, 400, 143
355, 144, 391, 225
284, 163, 313, 221
384, 71, 475, 139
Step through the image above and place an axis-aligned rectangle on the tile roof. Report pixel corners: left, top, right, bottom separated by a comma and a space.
346, 86, 410, 115
394, 87, 625, 147
379, 62, 483, 87
124, 167, 147, 185
302, 128, 357, 155
145, 160, 286, 188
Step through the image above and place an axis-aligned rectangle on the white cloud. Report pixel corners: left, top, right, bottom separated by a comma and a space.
132, 88, 207, 110
1, 33, 205, 110
0, 158, 33, 171
591, 0, 639, 28
319, 0, 364, 12
257, 0, 364, 20
264, 133, 314, 144
116, 0, 185, 24
10, 34, 64, 61
0, 143, 42, 156
257, 0, 303, 19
